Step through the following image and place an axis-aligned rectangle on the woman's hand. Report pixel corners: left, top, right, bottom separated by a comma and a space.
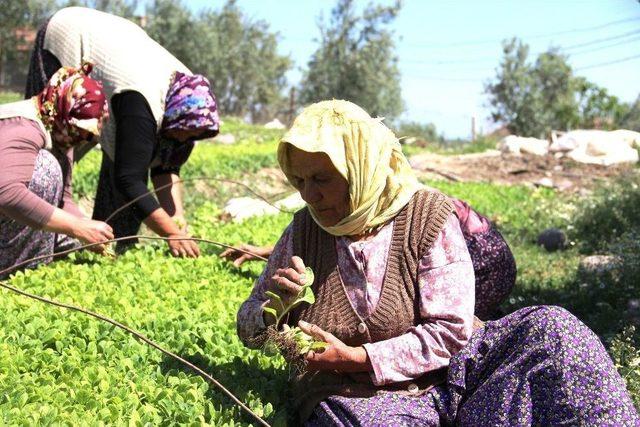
298, 320, 371, 373
263, 256, 307, 325
71, 218, 114, 254
167, 233, 200, 258
220, 244, 273, 267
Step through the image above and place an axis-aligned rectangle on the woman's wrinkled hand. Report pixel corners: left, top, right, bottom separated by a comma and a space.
298, 320, 371, 373
220, 244, 272, 267
72, 218, 114, 254
167, 233, 200, 258
262, 256, 308, 325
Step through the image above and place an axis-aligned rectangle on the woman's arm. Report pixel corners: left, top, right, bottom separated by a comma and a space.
151, 172, 185, 225
111, 92, 198, 257
0, 119, 114, 249
236, 223, 294, 347
44, 207, 113, 248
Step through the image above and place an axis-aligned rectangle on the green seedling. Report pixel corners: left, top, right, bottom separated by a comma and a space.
263, 267, 315, 327
262, 267, 328, 358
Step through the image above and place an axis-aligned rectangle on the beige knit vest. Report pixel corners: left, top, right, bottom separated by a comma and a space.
43, 7, 191, 161
287, 189, 454, 422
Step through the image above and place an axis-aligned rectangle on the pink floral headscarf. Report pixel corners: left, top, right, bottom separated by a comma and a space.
37, 62, 108, 148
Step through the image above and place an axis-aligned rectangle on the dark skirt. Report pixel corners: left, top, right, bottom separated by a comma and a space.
307, 306, 639, 426
92, 154, 145, 251
465, 227, 517, 319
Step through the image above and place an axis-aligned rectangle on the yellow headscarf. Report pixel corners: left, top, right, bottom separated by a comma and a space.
278, 100, 422, 236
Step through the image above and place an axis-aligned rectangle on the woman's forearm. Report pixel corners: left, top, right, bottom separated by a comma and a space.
142, 207, 183, 237
43, 207, 78, 235
151, 173, 184, 218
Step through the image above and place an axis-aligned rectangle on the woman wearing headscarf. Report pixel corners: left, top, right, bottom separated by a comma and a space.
0, 63, 112, 278
25, 7, 220, 257
236, 100, 638, 425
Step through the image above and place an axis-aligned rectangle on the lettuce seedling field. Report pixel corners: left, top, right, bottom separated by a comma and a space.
1, 117, 638, 423
1, 209, 294, 425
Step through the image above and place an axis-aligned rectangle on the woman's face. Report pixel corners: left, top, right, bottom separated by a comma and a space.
287, 145, 350, 227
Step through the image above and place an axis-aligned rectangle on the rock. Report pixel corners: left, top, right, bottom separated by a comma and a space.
555, 179, 573, 191
264, 118, 286, 130
578, 255, 621, 277
499, 135, 549, 156
536, 228, 567, 252
274, 192, 305, 211
222, 192, 305, 222
627, 299, 640, 326
534, 177, 554, 188
216, 133, 236, 145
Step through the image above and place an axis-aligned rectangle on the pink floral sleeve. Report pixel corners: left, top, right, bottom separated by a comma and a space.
236, 223, 293, 348
363, 214, 475, 386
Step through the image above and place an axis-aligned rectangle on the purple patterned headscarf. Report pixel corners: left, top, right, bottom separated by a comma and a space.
157, 72, 220, 169
161, 71, 220, 137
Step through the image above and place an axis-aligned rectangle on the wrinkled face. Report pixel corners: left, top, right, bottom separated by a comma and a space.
287, 145, 350, 227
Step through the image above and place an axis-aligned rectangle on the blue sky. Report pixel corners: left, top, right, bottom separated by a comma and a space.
153, 0, 640, 138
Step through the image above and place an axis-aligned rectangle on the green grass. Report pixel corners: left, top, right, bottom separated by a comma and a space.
402, 135, 499, 157
0, 91, 22, 104
1, 111, 638, 422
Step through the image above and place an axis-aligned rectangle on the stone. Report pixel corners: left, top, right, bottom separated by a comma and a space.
536, 228, 567, 252
264, 118, 286, 130
578, 255, 621, 278
216, 133, 236, 145
534, 177, 554, 188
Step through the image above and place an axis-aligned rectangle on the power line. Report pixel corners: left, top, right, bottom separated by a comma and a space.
575, 53, 640, 71
569, 35, 640, 56
402, 29, 640, 67
564, 29, 640, 50
403, 16, 640, 48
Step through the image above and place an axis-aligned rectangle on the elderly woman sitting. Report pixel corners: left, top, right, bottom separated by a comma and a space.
0, 64, 112, 278
237, 100, 638, 425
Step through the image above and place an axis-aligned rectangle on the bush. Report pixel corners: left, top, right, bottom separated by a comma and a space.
572, 172, 640, 253
610, 326, 640, 410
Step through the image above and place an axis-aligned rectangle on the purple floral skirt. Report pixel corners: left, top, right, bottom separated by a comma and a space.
307, 306, 639, 426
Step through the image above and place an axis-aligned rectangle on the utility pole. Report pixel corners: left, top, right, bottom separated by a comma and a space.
287, 87, 296, 125
471, 116, 476, 143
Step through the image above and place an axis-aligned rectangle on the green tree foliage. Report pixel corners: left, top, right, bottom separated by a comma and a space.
0, 0, 137, 89
0, 0, 57, 88
145, 0, 292, 122
620, 95, 640, 132
395, 120, 442, 143
299, 0, 404, 120
63, 0, 138, 18
485, 38, 631, 137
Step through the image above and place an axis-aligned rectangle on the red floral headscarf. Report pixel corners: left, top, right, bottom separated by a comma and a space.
37, 62, 109, 148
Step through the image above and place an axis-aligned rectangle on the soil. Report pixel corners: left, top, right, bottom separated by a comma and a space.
408, 150, 637, 193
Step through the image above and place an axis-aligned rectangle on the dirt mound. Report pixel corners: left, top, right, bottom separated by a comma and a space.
409, 150, 636, 192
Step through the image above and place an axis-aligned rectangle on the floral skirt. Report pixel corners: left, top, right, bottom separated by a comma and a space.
0, 150, 77, 279
307, 306, 639, 426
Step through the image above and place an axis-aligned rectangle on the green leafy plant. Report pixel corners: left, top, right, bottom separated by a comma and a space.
261, 267, 328, 360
